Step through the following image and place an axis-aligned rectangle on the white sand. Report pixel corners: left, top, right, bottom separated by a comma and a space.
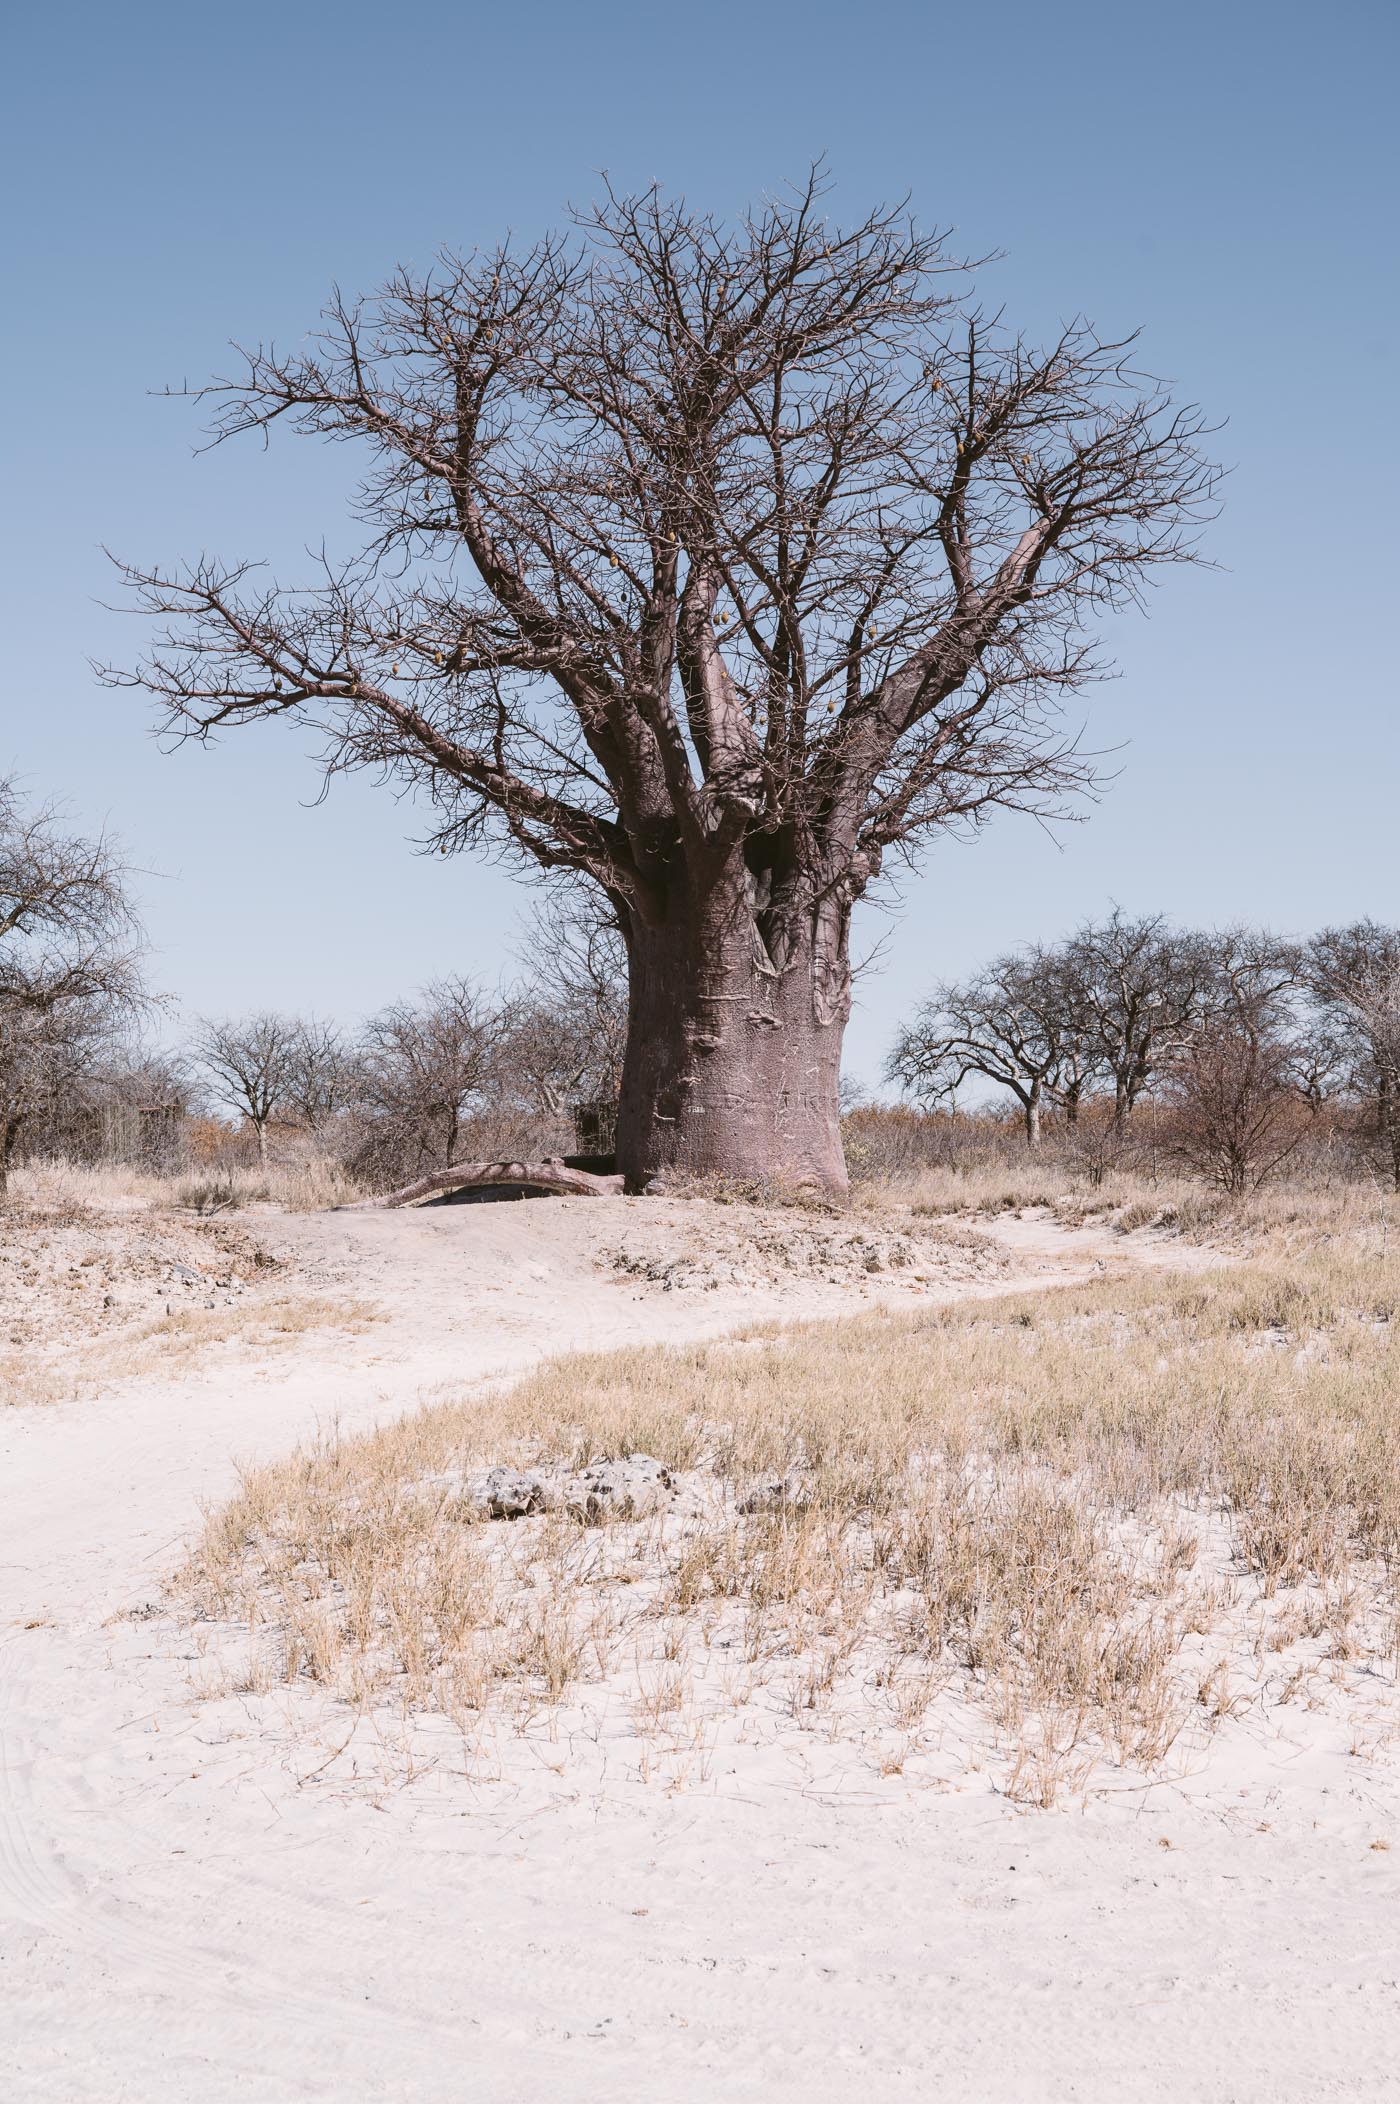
3, 1197, 1398, 2101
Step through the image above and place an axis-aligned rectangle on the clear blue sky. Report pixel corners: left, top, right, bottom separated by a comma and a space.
2, 0, 1395, 1088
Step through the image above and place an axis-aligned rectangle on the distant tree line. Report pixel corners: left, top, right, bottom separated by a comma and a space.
185, 892, 626, 1183
887, 909, 1400, 1191
6, 770, 1396, 1202
1, 774, 625, 1192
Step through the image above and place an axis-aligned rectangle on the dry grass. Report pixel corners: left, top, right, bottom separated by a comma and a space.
180, 1189, 1400, 1798
880, 1160, 1400, 1250
118, 1293, 381, 1362
5, 1158, 179, 1214
176, 1159, 363, 1214
6, 1155, 364, 1216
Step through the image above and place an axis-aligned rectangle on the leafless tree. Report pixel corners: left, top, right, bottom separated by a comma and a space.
109, 169, 1217, 1195
0, 777, 146, 1190
1282, 1018, 1353, 1116
284, 1017, 360, 1133
1036, 950, 1102, 1126
1196, 926, 1297, 1040
85, 1047, 188, 1110
890, 920, 1298, 1162
1199, 923, 1324, 1108
886, 947, 1092, 1149
1062, 910, 1213, 1125
356, 976, 498, 1173
1303, 922, 1400, 1187
191, 1012, 301, 1164
500, 888, 627, 1120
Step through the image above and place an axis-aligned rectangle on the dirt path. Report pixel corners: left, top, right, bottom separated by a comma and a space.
4, 1200, 1393, 2104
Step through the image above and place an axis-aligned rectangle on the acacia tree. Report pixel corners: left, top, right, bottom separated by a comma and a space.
110, 173, 1215, 1196
1063, 910, 1212, 1126
192, 1012, 302, 1164
1304, 922, 1400, 1188
887, 947, 1093, 1149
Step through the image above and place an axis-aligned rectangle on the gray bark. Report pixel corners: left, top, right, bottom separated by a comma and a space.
616, 878, 851, 1197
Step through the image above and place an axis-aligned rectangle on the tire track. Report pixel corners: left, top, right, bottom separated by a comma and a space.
0, 1629, 480, 2062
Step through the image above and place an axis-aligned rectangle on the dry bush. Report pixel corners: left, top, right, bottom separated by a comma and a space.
1165, 1025, 1310, 1192
844, 1100, 1366, 1208
176, 1155, 362, 1214
6, 1149, 365, 1217
181, 1189, 1400, 1796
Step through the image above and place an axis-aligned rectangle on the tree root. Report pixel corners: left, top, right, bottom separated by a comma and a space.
350, 1158, 625, 1209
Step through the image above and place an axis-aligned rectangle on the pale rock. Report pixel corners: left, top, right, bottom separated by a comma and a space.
461, 1453, 676, 1524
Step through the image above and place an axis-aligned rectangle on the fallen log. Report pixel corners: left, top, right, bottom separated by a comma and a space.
350, 1158, 626, 1209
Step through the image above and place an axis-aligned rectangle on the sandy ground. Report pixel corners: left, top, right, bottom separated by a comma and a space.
2, 1195, 1398, 2101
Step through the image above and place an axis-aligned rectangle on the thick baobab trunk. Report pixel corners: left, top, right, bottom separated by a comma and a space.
615, 887, 851, 1200
1382, 1074, 1400, 1192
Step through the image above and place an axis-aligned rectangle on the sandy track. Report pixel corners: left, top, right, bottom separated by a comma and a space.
0, 1196, 1125, 1626
2, 1199, 1396, 2102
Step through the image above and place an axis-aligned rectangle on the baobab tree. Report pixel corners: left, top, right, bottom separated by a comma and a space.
110, 172, 1216, 1196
